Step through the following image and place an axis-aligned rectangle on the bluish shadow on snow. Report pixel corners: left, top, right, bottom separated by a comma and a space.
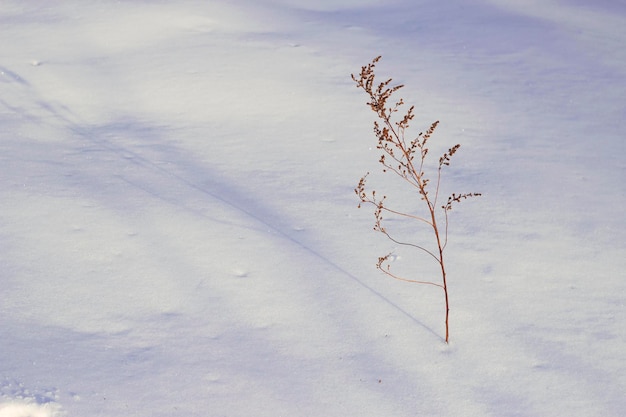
0, 66, 29, 85
0, 313, 439, 416
0, 71, 443, 343
72, 116, 444, 342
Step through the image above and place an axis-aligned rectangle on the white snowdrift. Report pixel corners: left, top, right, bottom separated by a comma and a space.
0, 402, 62, 417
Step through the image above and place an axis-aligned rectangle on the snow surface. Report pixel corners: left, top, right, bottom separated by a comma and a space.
1, 0, 625, 416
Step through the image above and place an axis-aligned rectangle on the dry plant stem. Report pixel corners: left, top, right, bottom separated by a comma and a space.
353, 56, 481, 343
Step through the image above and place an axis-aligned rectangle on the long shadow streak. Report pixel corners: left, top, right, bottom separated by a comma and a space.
10, 78, 442, 342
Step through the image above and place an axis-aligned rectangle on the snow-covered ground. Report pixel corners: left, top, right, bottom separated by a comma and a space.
1, 1, 624, 416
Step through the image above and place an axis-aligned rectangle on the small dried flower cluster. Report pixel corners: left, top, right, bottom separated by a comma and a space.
443, 192, 482, 211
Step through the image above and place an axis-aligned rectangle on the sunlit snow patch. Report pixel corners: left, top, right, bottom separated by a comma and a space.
0, 401, 63, 417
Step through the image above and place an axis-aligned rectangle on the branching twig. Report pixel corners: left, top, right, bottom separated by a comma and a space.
352, 56, 481, 343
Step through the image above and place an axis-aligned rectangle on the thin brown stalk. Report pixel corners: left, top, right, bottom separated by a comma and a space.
352, 56, 481, 343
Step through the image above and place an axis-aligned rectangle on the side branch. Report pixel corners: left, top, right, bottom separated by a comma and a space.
377, 254, 444, 288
